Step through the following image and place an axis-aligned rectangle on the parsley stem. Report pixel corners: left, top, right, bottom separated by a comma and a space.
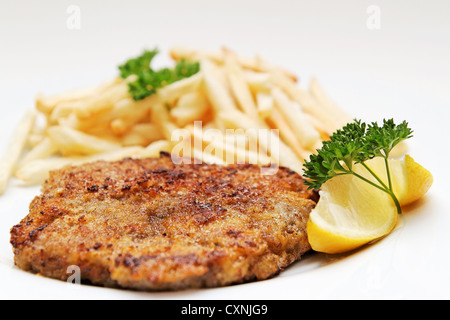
361, 162, 389, 190
384, 156, 393, 192
302, 119, 412, 216
390, 191, 402, 215
350, 170, 402, 215
349, 171, 389, 194
383, 155, 402, 214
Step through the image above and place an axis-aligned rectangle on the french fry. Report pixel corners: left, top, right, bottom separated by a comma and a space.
271, 71, 339, 133
27, 118, 47, 148
112, 96, 155, 119
218, 110, 268, 134
0, 110, 37, 194
75, 82, 130, 119
170, 46, 223, 65
223, 50, 259, 118
217, 110, 303, 173
17, 137, 58, 169
152, 102, 179, 141
171, 91, 210, 127
240, 148, 272, 166
309, 77, 352, 127
56, 112, 79, 129
74, 95, 154, 135
158, 73, 203, 103
110, 118, 128, 136
27, 133, 46, 149
120, 131, 150, 147
170, 124, 194, 161
271, 87, 320, 150
47, 126, 121, 156
190, 125, 230, 163
201, 59, 238, 113
2, 47, 353, 193
189, 124, 267, 165
303, 113, 333, 140
15, 146, 145, 186
224, 132, 248, 150
252, 54, 298, 82
119, 123, 167, 147
140, 140, 171, 158
255, 125, 304, 174
170, 46, 298, 82
15, 157, 74, 186
266, 108, 311, 160
36, 78, 122, 115
36, 88, 97, 116
49, 102, 77, 125
244, 70, 272, 94
127, 123, 165, 144
256, 92, 274, 119
209, 114, 225, 132
226, 132, 272, 166
192, 147, 226, 165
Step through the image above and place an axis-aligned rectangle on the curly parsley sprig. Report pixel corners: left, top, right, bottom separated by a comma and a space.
119, 49, 200, 101
303, 119, 413, 214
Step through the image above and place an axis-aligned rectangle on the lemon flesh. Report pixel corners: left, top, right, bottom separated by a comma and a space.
361, 155, 433, 207
307, 167, 398, 254
307, 155, 433, 254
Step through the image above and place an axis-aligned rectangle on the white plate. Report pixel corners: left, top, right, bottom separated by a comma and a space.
1, 0, 450, 299
0, 73, 449, 300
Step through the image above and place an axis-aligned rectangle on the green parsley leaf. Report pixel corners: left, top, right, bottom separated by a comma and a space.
303, 119, 413, 214
119, 50, 158, 79
118, 49, 200, 101
365, 119, 413, 158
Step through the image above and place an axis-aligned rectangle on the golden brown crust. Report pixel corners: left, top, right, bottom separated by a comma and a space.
10, 153, 317, 291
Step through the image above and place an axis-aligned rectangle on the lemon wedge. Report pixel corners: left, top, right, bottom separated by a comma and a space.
307, 165, 398, 254
307, 155, 433, 254
364, 155, 433, 207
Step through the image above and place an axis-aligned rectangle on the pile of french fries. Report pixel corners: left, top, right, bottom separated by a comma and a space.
0, 46, 351, 195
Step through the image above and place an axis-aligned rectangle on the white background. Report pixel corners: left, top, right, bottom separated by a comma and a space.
0, 0, 449, 299
1, 0, 449, 141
